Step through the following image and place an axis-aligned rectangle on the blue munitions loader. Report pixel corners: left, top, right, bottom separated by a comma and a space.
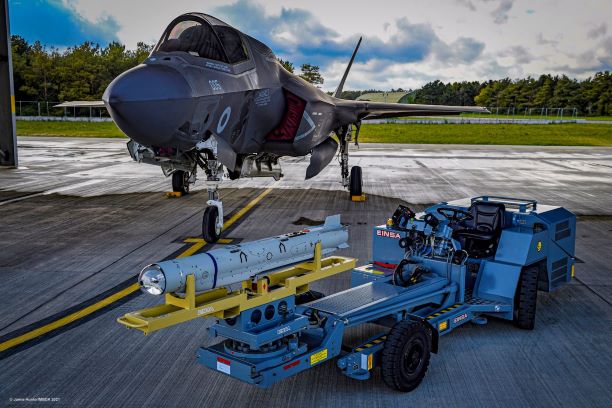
118, 196, 576, 392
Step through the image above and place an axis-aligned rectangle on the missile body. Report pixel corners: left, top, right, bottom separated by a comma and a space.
139, 215, 348, 295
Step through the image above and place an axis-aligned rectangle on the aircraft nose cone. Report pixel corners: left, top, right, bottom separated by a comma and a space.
103, 64, 194, 147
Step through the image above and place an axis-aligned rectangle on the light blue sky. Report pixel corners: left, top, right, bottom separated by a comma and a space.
7, 0, 612, 90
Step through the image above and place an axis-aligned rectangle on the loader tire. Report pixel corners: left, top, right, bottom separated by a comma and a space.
514, 265, 538, 330
381, 320, 431, 392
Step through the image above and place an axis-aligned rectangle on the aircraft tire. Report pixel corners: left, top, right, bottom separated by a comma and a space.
172, 170, 190, 194
349, 166, 362, 196
202, 206, 221, 243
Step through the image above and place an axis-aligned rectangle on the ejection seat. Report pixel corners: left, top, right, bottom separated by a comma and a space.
452, 201, 506, 258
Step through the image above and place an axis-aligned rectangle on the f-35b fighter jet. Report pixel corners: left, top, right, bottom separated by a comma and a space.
101, 12, 488, 242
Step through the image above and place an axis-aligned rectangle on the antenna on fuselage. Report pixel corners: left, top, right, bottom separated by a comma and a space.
333, 36, 362, 98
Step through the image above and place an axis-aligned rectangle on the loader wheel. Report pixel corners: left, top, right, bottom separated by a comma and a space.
349, 166, 362, 197
514, 265, 538, 330
202, 206, 221, 243
381, 320, 431, 392
172, 170, 190, 194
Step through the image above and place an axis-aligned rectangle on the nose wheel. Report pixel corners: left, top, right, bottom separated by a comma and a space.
202, 198, 223, 243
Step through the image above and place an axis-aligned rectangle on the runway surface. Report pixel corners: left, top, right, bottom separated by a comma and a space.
0, 137, 611, 407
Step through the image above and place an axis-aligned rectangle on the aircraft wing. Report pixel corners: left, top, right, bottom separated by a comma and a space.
338, 101, 489, 120
54, 101, 106, 108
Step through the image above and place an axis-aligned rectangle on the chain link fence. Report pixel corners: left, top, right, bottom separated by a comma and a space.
15, 101, 111, 121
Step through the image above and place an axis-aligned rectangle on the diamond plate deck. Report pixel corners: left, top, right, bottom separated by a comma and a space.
306, 282, 403, 317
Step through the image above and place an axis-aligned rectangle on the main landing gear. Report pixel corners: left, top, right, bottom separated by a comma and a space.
338, 125, 363, 200
172, 170, 191, 194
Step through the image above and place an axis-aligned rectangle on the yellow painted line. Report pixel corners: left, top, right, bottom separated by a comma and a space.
0, 189, 272, 353
222, 188, 273, 231
0, 240, 204, 353
184, 238, 233, 244
10, 95, 15, 114
0, 283, 140, 352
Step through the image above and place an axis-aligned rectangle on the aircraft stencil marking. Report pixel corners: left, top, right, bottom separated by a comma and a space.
209, 79, 223, 92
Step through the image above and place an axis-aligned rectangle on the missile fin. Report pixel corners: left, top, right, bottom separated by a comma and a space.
323, 214, 342, 228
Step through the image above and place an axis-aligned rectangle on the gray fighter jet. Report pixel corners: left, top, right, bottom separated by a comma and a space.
101, 12, 488, 242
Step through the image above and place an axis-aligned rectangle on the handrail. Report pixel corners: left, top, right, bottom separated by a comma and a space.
471, 196, 537, 213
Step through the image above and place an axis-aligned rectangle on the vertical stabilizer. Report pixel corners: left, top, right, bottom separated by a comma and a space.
333, 37, 362, 98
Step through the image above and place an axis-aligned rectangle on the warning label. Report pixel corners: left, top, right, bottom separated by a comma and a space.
217, 357, 231, 374
310, 349, 328, 365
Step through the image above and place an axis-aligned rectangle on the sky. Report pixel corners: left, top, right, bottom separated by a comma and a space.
7, 0, 612, 91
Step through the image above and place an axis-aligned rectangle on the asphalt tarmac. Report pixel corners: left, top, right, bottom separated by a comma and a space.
0, 137, 610, 407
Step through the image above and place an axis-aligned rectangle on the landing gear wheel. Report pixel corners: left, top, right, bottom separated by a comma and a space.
514, 265, 538, 330
349, 166, 362, 197
202, 206, 221, 243
381, 320, 431, 392
172, 170, 190, 194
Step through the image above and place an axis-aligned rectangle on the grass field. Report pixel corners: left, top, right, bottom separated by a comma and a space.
17, 120, 125, 138
457, 113, 612, 121
16, 120, 612, 146
359, 123, 612, 146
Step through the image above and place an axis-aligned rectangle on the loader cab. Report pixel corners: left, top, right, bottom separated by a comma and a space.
451, 201, 506, 259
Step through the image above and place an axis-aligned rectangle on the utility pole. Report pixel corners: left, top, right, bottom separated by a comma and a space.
0, 0, 17, 167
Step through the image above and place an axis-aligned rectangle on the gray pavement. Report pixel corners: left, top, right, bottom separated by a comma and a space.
0, 137, 611, 407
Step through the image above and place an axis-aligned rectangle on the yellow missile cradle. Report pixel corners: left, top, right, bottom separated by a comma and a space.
117, 243, 356, 334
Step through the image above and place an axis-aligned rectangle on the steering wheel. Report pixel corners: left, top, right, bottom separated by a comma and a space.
436, 207, 473, 223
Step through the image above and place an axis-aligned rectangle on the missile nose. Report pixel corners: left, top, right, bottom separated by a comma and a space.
139, 264, 166, 295
103, 64, 195, 147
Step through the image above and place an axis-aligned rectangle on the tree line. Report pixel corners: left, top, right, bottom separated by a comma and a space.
11, 36, 152, 102
338, 75, 610, 116
10, 36, 611, 115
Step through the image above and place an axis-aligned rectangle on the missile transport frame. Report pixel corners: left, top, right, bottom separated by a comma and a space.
119, 196, 576, 392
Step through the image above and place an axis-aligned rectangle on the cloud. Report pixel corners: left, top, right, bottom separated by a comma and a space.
490, 0, 514, 24
500, 45, 533, 64
455, 0, 514, 24
215, 0, 484, 68
8, 0, 119, 46
435, 37, 486, 63
550, 36, 612, 74
455, 0, 476, 12
587, 23, 607, 39
536, 33, 559, 46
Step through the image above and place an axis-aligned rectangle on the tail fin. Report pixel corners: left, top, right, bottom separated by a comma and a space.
323, 214, 342, 228
333, 37, 362, 98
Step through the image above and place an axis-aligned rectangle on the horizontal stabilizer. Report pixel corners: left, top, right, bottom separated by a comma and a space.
54, 101, 106, 108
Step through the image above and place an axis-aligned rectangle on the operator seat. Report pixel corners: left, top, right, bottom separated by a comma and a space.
452, 201, 506, 258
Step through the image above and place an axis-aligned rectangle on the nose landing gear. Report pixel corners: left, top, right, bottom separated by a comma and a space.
202, 201, 223, 243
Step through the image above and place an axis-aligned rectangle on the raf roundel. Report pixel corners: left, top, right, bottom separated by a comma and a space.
217, 107, 232, 134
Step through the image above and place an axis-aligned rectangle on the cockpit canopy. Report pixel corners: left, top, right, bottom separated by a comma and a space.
154, 15, 249, 64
